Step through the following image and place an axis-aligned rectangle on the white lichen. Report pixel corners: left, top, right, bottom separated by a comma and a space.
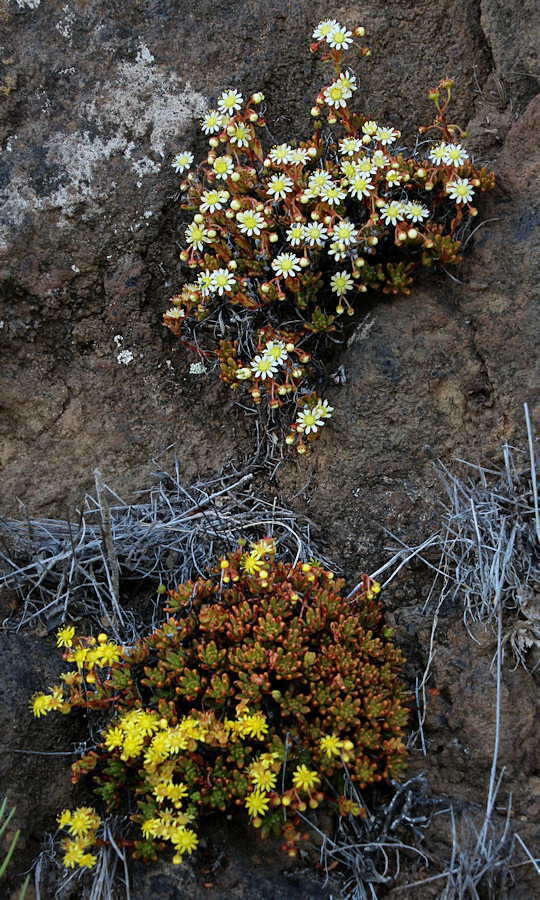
116, 349, 134, 365
189, 361, 207, 376
136, 45, 155, 65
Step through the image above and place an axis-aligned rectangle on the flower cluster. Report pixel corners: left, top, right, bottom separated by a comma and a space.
164, 20, 495, 452
57, 807, 101, 869
34, 541, 408, 865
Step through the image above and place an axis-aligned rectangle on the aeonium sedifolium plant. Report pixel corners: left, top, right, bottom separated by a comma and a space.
31, 541, 408, 869
164, 19, 495, 453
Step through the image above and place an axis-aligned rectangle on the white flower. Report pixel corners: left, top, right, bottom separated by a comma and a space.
250, 355, 278, 380
375, 126, 399, 146
313, 399, 333, 419
286, 223, 305, 246
403, 201, 430, 223
218, 89, 244, 114
324, 80, 349, 108
333, 219, 357, 246
380, 201, 406, 225
304, 222, 328, 246
339, 137, 363, 156
271, 253, 302, 278
288, 148, 310, 165
236, 210, 266, 236
348, 175, 374, 199
296, 407, 325, 435
362, 120, 378, 136
354, 156, 377, 175
212, 155, 234, 180
320, 181, 346, 206
236, 367, 252, 380
172, 151, 194, 173
197, 270, 216, 296
264, 340, 287, 364
313, 19, 340, 41
212, 268, 236, 295
266, 174, 294, 200
337, 70, 357, 95
185, 221, 212, 250
443, 143, 469, 167
330, 270, 354, 296
446, 178, 474, 204
269, 143, 293, 164
326, 26, 353, 50
385, 169, 401, 186
199, 189, 229, 213
371, 150, 389, 168
201, 110, 224, 135
306, 170, 333, 198
230, 123, 252, 147
429, 142, 448, 164
328, 240, 348, 261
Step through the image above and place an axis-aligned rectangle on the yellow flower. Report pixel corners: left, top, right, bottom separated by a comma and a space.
141, 818, 161, 838
251, 767, 277, 791
239, 712, 268, 740
56, 626, 76, 648
57, 809, 72, 828
66, 807, 101, 837
171, 826, 199, 854
245, 791, 270, 819
30, 693, 54, 718
320, 734, 344, 758
240, 552, 263, 575
292, 765, 320, 793
103, 726, 124, 751
120, 731, 144, 761
68, 647, 89, 669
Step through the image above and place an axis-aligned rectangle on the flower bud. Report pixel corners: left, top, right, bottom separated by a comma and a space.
355, 25, 366, 36
307, 146, 317, 157
285, 434, 295, 445
226, 125, 235, 136
310, 106, 321, 117
311, 212, 320, 221
368, 236, 378, 246
327, 114, 337, 124
470, 206, 478, 216
297, 444, 307, 455
336, 304, 344, 314
251, 92, 265, 104
298, 194, 308, 203
249, 112, 258, 122
209, 137, 219, 148
397, 231, 407, 241
362, 134, 371, 145
269, 232, 279, 243
207, 228, 216, 238
193, 213, 204, 224
256, 202, 264, 211
324, 216, 332, 225
407, 228, 418, 239
299, 257, 309, 267
228, 260, 237, 270
260, 283, 270, 294
225, 209, 235, 218
230, 172, 240, 182
416, 167, 426, 178
230, 199, 242, 211
263, 157, 271, 167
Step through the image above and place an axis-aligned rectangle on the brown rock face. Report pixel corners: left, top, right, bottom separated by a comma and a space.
0, 0, 538, 896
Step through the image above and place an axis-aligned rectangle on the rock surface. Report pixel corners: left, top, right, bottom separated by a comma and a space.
0, 0, 539, 897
